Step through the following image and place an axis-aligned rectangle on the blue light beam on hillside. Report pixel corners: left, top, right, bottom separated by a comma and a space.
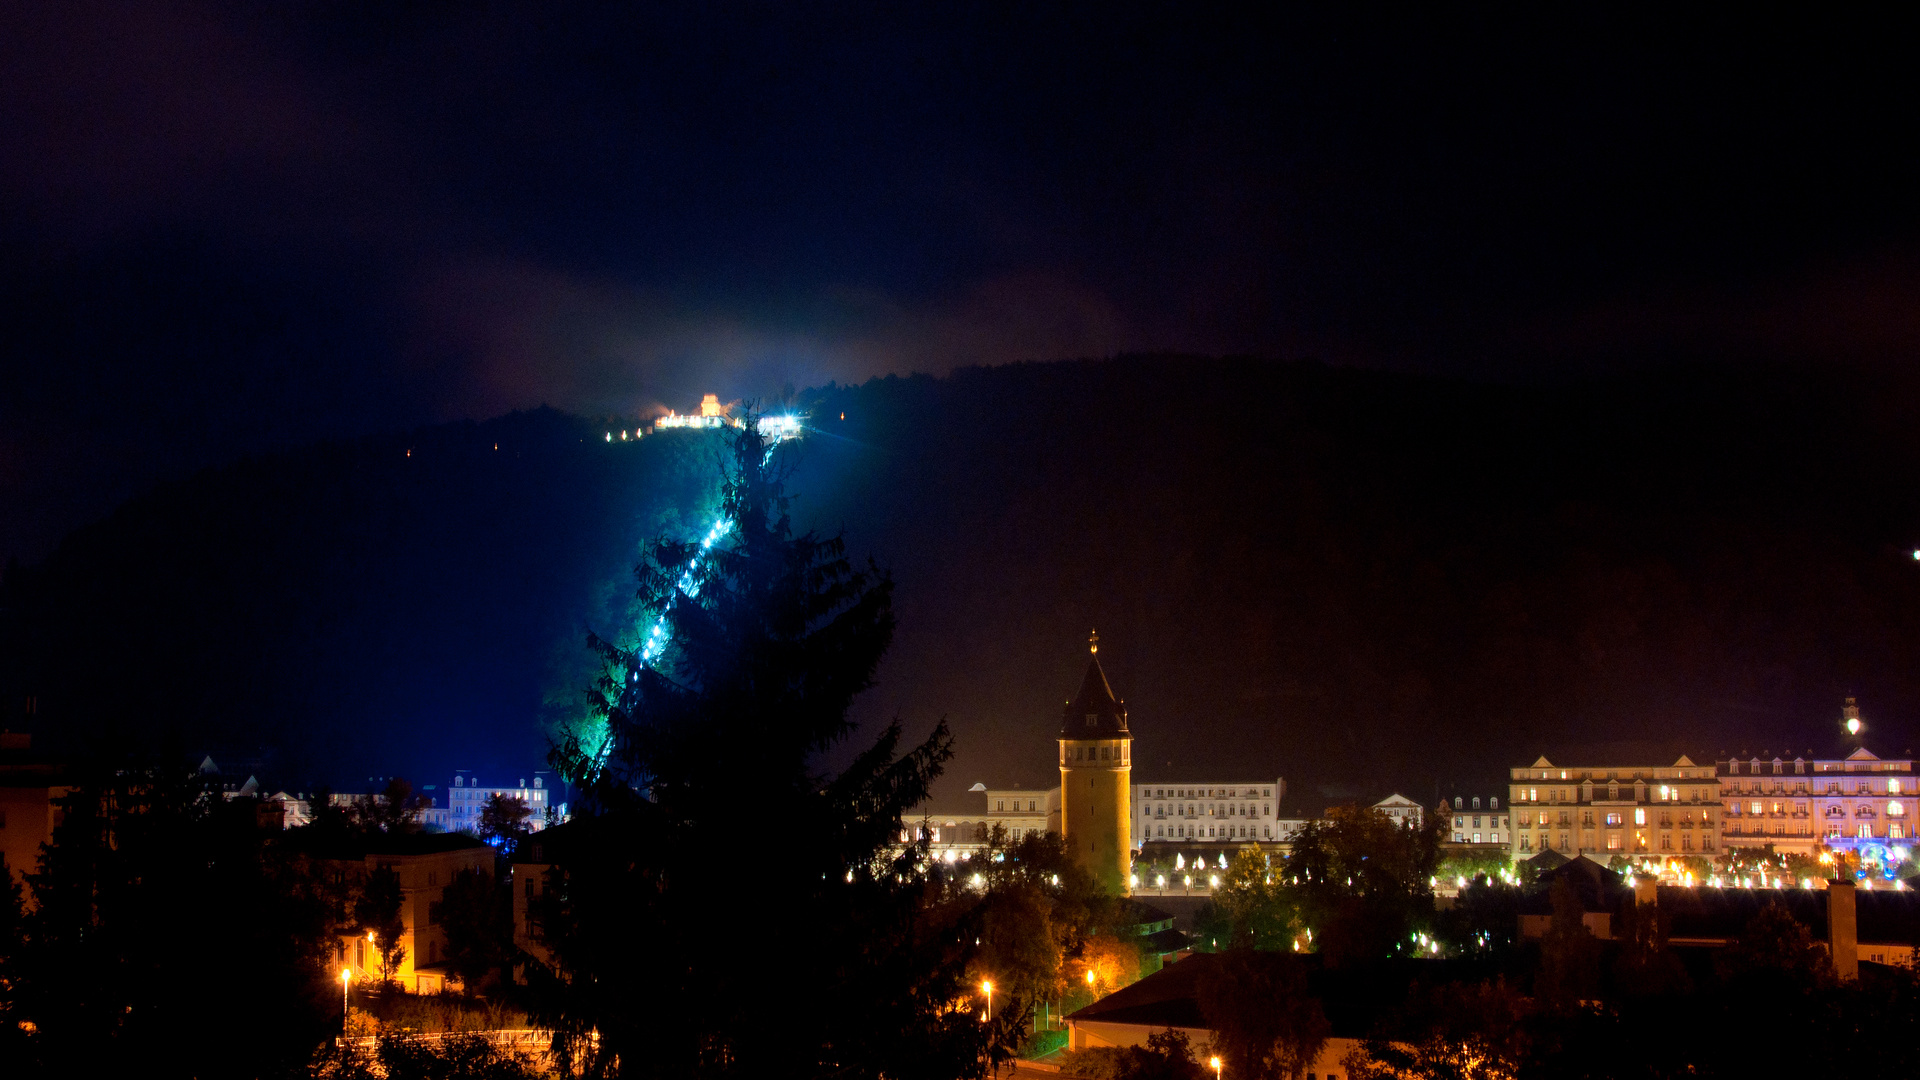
586, 414, 804, 776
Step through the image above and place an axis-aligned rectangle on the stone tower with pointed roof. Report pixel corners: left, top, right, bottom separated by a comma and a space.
1059, 631, 1132, 894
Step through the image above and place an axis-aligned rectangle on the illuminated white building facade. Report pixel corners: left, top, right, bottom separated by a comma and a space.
448, 772, 552, 834
1131, 780, 1286, 844
1374, 793, 1425, 830
1439, 795, 1505, 845
1718, 746, 1916, 859
985, 787, 1051, 841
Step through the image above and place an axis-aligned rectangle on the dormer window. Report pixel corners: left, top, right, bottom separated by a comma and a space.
1086, 714, 1097, 727
1471, 797, 1481, 810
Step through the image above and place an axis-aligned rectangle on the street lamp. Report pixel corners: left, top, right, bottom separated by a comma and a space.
982, 979, 993, 1022
1085, 968, 1097, 994
1210, 1055, 1223, 1080
340, 968, 351, 1023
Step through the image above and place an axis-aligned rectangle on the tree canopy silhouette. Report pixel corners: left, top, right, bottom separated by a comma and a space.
530, 416, 990, 1078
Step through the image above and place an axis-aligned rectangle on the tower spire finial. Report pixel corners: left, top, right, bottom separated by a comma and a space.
1089, 628, 1099, 655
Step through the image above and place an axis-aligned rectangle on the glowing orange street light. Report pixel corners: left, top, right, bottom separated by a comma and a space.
340, 968, 351, 1023
1086, 968, 1097, 991
1210, 1055, 1223, 1080
982, 979, 994, 1021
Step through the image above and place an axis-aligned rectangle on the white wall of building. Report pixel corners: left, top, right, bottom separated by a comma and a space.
1131, 780, 1286, 846
448, 771, 553, 834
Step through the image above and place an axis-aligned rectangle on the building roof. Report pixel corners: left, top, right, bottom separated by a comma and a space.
1141, 927, 1191, 956
1523, 848, 1571, 873
284, 826, 490, 860
1125, 899, 1174, 923
1529, 880, 1920, 947
510, 819, 581, 864
1060, 638, 1129, 738
1531, 854, 1622, 908
1069, 951, 1213, 1029
1068, 950, 1501, 1040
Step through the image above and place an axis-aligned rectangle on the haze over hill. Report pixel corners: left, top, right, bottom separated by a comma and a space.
8, 356, 1920, 807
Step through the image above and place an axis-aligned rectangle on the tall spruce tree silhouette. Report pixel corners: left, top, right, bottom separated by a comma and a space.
533, 414, 992, 1078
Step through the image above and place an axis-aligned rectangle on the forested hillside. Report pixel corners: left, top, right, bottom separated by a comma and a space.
8, 357, 1920, 803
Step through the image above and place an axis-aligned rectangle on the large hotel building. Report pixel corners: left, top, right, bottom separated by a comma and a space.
1508, 700, 1916, 868
1507, 755, 1721, 862
1716, 746, 1915, 857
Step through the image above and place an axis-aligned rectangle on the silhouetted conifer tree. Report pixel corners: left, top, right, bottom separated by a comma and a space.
531, 415, 987, 1078
355, 865, 408, 982
438, 866, 514, 992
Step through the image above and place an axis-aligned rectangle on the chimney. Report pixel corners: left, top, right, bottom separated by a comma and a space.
1633, 873, 1658, 908
1828, 879, 1859, 980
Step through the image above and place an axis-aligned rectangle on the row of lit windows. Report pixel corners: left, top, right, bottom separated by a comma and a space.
1517, 834, 1717, 853
1152, 823, 1269, 839
1726, 779, 1903, 795
1517, 768, 1712, 782
1145, 803, 1270, 819
1728, 759, 1917, 775
1514, 785, 1716, 803
1726, 800, 1905, 816
1521, 808, 1713, 827
1062, 743, 1128, 762
1139, 787, 1275, 799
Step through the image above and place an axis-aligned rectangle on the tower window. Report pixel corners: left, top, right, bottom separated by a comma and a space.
1086, 714, 1097, 727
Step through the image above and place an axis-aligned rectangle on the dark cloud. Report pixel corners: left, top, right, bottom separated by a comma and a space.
6, 5, 1920, 560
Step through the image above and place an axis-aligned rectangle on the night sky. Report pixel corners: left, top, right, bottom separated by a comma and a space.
7, 8, 1920, 802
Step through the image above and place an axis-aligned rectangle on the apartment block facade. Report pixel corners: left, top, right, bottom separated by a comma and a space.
1133, 779, 1287, 843
1718, 746, 1915, 858
1508, 755, 1721, 863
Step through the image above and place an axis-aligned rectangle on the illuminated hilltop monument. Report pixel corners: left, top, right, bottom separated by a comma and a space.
654, 393, 731, 429
650, 394, 803, 441
1059, 631, 1133, 894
